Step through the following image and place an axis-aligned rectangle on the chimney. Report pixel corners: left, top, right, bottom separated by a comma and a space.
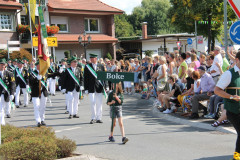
142, 22, 148, 39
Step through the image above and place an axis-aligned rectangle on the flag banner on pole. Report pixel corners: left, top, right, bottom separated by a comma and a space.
38, 6, 50, 76
29, 0, 36, 32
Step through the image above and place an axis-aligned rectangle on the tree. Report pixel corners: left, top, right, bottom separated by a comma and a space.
169, 0, 237, 51
115, 0, 179, 37
115, 14, 135, 37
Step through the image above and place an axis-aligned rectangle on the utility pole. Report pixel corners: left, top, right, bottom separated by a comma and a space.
224, 0, 229, 59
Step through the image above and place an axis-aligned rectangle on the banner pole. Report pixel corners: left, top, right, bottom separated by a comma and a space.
28, 0, 34, 57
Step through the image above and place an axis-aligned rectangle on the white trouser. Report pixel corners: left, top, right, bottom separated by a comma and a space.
65, 94, 69, 111
0, 95, 10, 125
33, 93, 47, 123
89, 92, 103, 120
68, 89, 79, 115
15, 85, 28, 106
49, 78, 56, 95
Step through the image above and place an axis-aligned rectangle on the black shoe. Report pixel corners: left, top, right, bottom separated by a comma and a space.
24, 105, 28, 107
52, 94, 55, 96
159, 107, 166, 112
96, 120, 103, 123
73, 115, 79, 118
69, 115, 73, 119
16, 105, 20, 108
109, 136, 115, 142
203, 107, 208, 115
65, 111, 69, 114
90, 119, 96, 124
122, 137, 129, 144
6, 114, 11, 118
41, 121, 46, 126
189, 113, 199, 119
37, 122, 41, 127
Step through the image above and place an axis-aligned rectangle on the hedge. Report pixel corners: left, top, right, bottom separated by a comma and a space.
0, 125, 76, 160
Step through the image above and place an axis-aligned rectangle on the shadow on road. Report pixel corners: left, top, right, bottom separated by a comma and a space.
194, 155, 233, 160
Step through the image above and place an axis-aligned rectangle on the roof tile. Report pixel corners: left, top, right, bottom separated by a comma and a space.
55, 34, 118, 43
48, 0, 123, 13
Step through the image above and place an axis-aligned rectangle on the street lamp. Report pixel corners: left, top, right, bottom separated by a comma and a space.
78, 32, 92, 58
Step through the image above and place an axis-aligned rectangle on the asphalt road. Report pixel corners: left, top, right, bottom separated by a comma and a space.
5, 92, 236, 160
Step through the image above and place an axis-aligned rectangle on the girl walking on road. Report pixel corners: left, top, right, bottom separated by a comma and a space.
107, 82, 129, 144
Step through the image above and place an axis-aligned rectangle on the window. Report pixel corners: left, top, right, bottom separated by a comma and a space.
51, 16, 68, 33
85, 18, 100, 33
0, 13, 13, 31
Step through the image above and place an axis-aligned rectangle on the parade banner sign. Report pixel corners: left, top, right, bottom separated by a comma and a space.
97, 72, 134, 83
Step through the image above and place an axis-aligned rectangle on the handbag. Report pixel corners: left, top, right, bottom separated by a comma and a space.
137, 72, 142, 79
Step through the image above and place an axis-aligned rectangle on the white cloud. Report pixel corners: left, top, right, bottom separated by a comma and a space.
100, 0, 142, 14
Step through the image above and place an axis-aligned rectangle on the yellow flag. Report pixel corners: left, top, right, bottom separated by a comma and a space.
29, 0, 36, 31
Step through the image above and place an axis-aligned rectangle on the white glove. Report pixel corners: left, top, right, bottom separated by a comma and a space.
26, 85, 29, 89
37, 75, 42, 80
10, 95, 14, 101
59, 86, 61, 90
59, 68, 63, 73
80, 86, 84, 91
85, 90, 88, 94
61, 89, 66, 94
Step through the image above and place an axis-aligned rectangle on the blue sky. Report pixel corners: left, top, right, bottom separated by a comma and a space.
100, 0, 142, 14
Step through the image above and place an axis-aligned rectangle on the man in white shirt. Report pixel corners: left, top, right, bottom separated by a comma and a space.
214, 51, 240, 160
209, 46, 223, 84
185, 51, 192, 65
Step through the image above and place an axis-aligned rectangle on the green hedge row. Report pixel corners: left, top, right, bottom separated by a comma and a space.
0, 125, 76, 160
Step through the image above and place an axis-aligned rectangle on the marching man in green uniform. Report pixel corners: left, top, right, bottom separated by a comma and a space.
48, 56, 58, 96
215, 52, 240, 160
0, 58, 15, 124
58, 59, 69, 113
14, 59, 30, 108
84, 53, 105, 124
61, 56, 84, 119
29, 61, 49, 127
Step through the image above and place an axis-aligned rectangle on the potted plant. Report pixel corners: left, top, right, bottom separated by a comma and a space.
16, 24, 30, 34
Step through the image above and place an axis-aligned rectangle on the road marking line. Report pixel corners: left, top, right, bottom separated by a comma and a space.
55, 127, 82, 133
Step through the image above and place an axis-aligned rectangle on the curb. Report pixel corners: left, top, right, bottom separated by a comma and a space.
134, 93, 237, 134
57, 154, 108, 160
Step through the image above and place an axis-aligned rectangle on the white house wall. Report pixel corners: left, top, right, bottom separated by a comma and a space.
142, 41, 187, 58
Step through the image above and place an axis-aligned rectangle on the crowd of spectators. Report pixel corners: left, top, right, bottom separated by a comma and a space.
89, 46, 238, 128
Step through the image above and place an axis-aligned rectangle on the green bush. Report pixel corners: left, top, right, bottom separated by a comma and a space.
56, 137, 77, 158
0, 125, 76, 160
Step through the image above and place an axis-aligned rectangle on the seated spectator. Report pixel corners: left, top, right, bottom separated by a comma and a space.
172, 74, 184, 91
146, 84, 155, 99
162, 75, 182, 114
204, 95, 223, 119
190, 66, 215, 119
177, 68, 195, 106
141, 83, 148, 99
181, 71, 201, 116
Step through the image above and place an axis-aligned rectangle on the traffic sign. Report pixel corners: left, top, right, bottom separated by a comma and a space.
32, 37, 58, 47
228, 0, 240, 18
187, 38, 193, 45
230, 21, 240, 44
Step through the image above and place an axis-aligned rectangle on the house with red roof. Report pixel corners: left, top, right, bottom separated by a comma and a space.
0, 0, 22, 49
47, 0, 123, 60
